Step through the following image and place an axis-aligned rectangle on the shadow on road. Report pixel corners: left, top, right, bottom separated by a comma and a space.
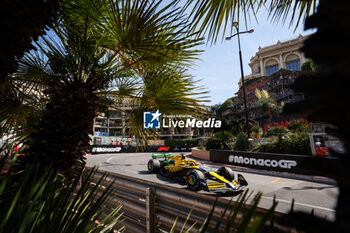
138, 170, 149, 175
283, 185, 337, 191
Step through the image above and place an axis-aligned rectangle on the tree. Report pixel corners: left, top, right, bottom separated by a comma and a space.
234, 132, 249, 151
0, 0, 58, 85
287, 120, 309, 133
205, 131, 235, 150
255, 89, 283, 120
301, 59, 319, 72
265, 126, 288, 151
0, 0, 207, 177
185, 0, 317, 44
250, 125, 262, 139
184, 0, 349, 231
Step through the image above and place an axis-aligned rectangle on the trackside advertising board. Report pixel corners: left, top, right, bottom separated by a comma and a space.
90, 145, 192, 154
210, 150, 340, 177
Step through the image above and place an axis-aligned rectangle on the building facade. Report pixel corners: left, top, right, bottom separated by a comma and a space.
235, 69, 305, 121
93, 102, 211, 140
232, 34, 313, 123
239, 34, 310, 87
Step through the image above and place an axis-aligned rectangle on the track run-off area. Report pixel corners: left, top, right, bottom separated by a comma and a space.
86, 152, 338, 220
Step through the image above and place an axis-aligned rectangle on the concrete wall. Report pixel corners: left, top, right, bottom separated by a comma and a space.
191, 148, 210, 160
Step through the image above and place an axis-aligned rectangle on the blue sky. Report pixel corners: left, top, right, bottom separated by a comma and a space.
189, 10, 315, 105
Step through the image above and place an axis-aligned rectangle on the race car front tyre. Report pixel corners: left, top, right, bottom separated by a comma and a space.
186, 170, 205, 191
217, 167, 235, 182
148, 159, 160, 173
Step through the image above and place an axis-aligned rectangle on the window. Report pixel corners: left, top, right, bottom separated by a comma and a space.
265, 64, 279, 76
254, 66, 261, 74
286, 59, 301, 71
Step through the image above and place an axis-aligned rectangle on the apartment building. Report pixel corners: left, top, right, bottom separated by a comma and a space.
93, 102, 210, 139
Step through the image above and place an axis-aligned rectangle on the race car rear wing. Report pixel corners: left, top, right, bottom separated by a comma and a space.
152, 153, 174, 159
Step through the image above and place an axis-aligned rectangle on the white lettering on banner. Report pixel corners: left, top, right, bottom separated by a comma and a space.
91, 147, 122, 153
229, 155, 297, 169
162, 118, 221, 128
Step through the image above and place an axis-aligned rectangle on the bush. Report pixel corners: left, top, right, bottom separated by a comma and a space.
284, 132, 311, 155
252, 132, 311, 155
287, 120, 309, 133
252, 139, 280, 153
205, 131, 235, 150
205, 137, 222, 150
250, 125, 262, 139
235, 133, 249, 151
265, 126, 288, 137
164, 138, 198, 147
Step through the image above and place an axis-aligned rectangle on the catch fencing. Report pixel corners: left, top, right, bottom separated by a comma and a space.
86, 168, 286, 233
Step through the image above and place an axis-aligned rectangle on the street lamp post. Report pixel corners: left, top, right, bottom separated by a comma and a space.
226, 22, 254, 138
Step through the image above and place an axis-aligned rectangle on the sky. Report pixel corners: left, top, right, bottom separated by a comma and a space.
188, 9, 315, 105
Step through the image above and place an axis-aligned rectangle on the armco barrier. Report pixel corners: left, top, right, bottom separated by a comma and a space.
89, 145, 192, 154
210, 150, 340, 177
86, 168, 287, 233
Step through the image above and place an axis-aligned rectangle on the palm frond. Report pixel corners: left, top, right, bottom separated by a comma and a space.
0, 157, 123, 233
185, 0, 317, 44
125, 66, 209, 146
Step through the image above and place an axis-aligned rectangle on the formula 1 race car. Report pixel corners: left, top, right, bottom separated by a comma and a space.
147, 153, 248, 193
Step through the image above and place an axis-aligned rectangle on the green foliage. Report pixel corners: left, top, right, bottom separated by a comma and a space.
235, 133, 249, 151
205, 131, 235, 150
0, 156, 123, 233
301, 59, 320, 72
185, 0, 317, 44
250, 125, 262, 139
164, 138, 198, 147
253, 131, 311, 155
1, 0, 208, 175
252, 140, 280, 154
287, 120, 309, 133
251, 125, 261, 134
255, 89, 284, 119
284, 132, 311, 155
211, 98, 239, 134
265, 126, 288, 137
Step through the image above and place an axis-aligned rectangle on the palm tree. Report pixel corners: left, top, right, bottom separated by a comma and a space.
0, 0, 207, 177
184, 0, 350, 232
254, 89, 283, 120
184, 0, 317, 44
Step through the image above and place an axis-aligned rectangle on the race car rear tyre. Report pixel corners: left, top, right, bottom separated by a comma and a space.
217, 167, 235, 182
148, 159, 160, 173
186, 170, 205, 191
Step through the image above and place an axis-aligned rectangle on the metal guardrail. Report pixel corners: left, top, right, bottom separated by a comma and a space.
86, 168, 285, 233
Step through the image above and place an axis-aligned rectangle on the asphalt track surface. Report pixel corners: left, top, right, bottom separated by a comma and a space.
86, 152, 338, 220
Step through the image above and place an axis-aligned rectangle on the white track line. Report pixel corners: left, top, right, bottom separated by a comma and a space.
261, 196, 335, 212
